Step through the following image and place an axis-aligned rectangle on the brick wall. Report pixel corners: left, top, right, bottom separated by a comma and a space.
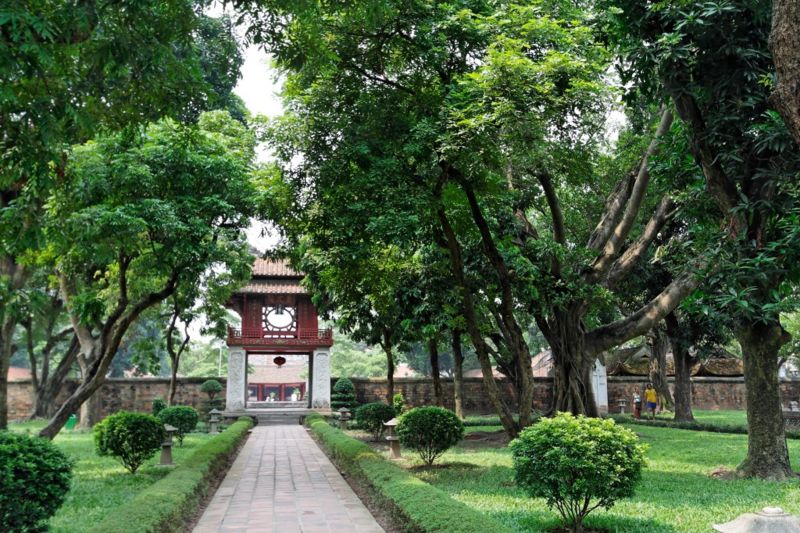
9, 375, 800, 421
7, 377, 227, 421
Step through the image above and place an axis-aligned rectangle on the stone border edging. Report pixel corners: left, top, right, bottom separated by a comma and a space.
88, 417, 254, 533
305, 413, 514, 533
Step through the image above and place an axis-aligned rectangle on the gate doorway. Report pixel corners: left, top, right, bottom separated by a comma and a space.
246, 353, 310, 407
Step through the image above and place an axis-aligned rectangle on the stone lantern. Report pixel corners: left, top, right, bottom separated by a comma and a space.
208, 408, 222, 435
383, 418, 401, 459
713, 506, 800, 532
617, 398, 628, 414
159, 424, 179, 467
337, 407, 351, 430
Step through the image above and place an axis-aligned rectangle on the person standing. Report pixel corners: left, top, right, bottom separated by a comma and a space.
644, 383, 658, 420
633, 388, 642, 419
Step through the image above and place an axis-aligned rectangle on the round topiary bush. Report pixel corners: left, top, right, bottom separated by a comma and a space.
397, 406, 464, 465
151, 397, 167, 416
157, 405, 199, 446
0, 431, 73, 531
200, 379, 223, 400
510, 413, 646, 533
94, 411, 164, 474
355, 402, 396, 440
331, 377, 359, 410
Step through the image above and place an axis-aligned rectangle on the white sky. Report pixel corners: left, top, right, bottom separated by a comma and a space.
235, 44, 283, 253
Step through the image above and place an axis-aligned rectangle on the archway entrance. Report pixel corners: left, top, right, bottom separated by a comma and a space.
247, 353, 309, 407
223, 258, 334, 414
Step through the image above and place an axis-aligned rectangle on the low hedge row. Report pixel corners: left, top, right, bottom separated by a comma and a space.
609, 414, 800, 439
305, 412, 513, 533
89, 416, 254, 533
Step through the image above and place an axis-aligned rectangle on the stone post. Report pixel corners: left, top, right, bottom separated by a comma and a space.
226, 347, 247, 413
312, 348, 331, 409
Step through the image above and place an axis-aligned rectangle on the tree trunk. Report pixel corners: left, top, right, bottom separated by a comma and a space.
451, 329, 465, 419
30, 336, 79, 419
0, 319, 12, 429
547, 311, 598, 416
79, 392, 103, 428
428, 338, 443, 407
435, 199, 518, 437
770, 0, 800, 147
665, 313, 694, 421
382, 340, 395, 404
648, 328, 673, 411
168, 365, 179, 406
736, 319, 796, 480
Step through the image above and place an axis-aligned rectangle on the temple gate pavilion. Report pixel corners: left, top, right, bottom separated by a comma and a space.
224, 258, 333, 415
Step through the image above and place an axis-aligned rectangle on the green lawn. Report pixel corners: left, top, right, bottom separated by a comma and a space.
406, 423, 800, 532
654, 409, 749, 426
9, 420, 213, 533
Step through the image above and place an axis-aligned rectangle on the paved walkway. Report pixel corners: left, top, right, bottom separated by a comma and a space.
193, 425, 384, 533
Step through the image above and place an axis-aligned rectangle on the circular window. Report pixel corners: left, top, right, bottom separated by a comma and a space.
263, 306, 296, 331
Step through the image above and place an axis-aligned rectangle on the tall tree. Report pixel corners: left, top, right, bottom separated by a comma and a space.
250, 1, 709, 438
0, 1, 222, 428
37, 111, 255, 438
607, 0, 800, 479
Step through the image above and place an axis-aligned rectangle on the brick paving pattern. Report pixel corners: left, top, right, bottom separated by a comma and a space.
193, 425, 384, 533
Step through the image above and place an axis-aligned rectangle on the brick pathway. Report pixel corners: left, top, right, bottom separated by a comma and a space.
193, 425, 384, 533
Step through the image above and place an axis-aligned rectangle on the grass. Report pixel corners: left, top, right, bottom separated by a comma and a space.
9, 420, 214, 533
654, 409, 748, 426
403, 422, 800, 532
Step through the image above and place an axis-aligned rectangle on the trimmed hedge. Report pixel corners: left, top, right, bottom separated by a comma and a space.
609, 414, 800, 439
305, 412, 513, 533
89, 416, 254, 533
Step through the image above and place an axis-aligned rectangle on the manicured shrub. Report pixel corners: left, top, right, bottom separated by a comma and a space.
397, 406, 464, 465
152, 397, 167, 416
200, 379, 223, 400
94, 411, 165, 474
88, 418, 254, 533
157, 406, 199, 445
0, 432, 73, 532
511, 413, 646, 533
355, 402, 396, 439
392, 392, 406, 414
331, 377, 359, 410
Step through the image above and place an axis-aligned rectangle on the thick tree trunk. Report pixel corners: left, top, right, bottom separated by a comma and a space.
770, 0, 800, 147
428, 338, 443, 407
736, 319, 796, 480
648, 328, 673, 411
451, 329, 465, 419
79, 392, 103, 428
547, 311, 597, 416
665, 313, 694, 421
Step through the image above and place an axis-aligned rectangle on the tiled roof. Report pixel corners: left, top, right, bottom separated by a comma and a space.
252, 258, 302, 278
238, 279, 307, 295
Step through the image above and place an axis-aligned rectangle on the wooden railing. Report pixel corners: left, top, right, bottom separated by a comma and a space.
227, 327, 333, 342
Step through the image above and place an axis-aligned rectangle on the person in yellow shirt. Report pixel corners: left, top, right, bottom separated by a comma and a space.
644, 383, 658, 419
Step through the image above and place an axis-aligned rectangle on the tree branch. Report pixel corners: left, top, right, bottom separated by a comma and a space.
669, 91, 742, 232
588, 108, 674, 279
584, 263, 705, 356
605, 196, 676, 287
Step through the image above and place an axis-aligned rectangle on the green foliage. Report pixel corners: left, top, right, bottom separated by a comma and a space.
152, 398, 167, 417
330, 332, 387, 378
88, 418, 253, 533
511, 413, 646, 532
331, 377, 359, 410
392, 393, 406, 415
0, 431, 73, 532
397, 407, 465, 466
200, 379, 223, 400
94, 412, 164, 474
304, 413, 513, 533
157, 406, 199, 446
355, 402, 396, 440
